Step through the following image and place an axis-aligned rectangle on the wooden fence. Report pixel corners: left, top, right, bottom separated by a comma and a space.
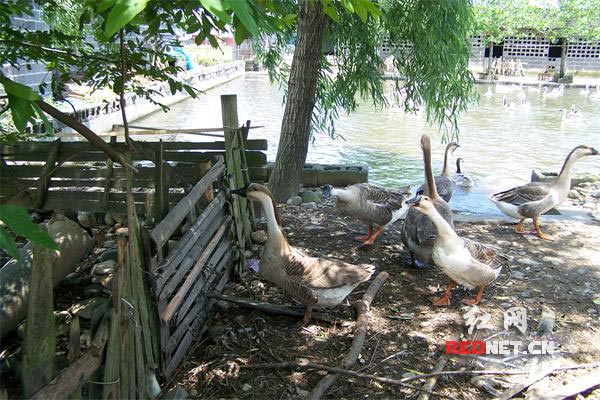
2, 94, 258, 398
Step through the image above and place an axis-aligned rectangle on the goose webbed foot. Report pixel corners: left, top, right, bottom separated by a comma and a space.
515, 218, 526, 233
358, 227, 382, 248
534, 219, 553, 240
462, 286, 485, 305
432, 280, 455, 306
288, 305, 313, 331
354, 226, 373, 242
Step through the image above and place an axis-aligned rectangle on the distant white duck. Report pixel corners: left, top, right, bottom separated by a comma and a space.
529, 83, 543, 94
579, 84, 590, 97
452, 158, 475, 189
502, 95, 516, 110
484, 87, 494, 97
542, 86, 562, 99
495, 84, 512, 94
589, 85, 600, 100
520, 95, 531, 111
560, 104, 582, 120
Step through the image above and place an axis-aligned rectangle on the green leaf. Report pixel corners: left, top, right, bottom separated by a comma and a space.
0, 205, 58, 250
200, 0, 231, 23
234, 20, 249, 44
103, 0, 149, 38
226, 0, 259, 37
97, 0, 117, 13
593, 298, 600, 305
0, 228, 20, 260
7, 95, 34, 134
352, 0, 367, 22
0, 77, 41, 101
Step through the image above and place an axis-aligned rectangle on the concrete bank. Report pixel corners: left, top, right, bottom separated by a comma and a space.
55, 61, 245, 134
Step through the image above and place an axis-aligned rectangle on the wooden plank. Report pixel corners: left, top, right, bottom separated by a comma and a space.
160, 218, 230, 323
154, 192, 226, 288
175, 232, 231, 326
164, 329, 193, 379
157, 210, 226, 302
155, 140, 169, 223
236, 130, 256, 229
1, 139, 267, 154
164, 249, 233, 358
249, 166, 268, 182
150, 157, 224, 248
35, 139, 61, 209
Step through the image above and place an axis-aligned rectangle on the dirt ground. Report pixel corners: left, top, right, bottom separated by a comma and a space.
171, 198, 600, 399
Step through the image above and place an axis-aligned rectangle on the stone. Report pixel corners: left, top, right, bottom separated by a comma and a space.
300, 191, 322, 204
568, 189, 581, 200
300, 202, 318, 209
84, 284, 105, 296
250, 231, 267, 244
302, 224, 324, 231
500, 302, 512, 309
591, 190, 600, 199
103, 240, 117, 248
512, 271, 525, 280
91, 274, 113, 288
92, 260, 117, 275
244, 250, 254, 259
241, 384, 252, 392
286, 196, 302, 206
517, 258, 540, 267
99, 249, 118, 262
520, 291, 530, 298
71, 297, 109, 319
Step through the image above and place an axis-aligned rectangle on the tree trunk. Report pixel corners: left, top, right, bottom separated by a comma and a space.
268, 0, 326, 203
559, 39, 568, 78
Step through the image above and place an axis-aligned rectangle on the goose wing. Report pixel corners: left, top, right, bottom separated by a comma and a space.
356, 183, 409, 209
491, 182, 552, 206
286, 250, 374, 290
463, 238, 509, 269
417, 175, 455, 202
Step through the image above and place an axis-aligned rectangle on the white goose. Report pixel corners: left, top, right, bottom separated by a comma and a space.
579, 84, 590, 97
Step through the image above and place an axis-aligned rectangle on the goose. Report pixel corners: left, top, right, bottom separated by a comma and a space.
589, 85, 600, 100
520, 95, 531, 111
560, 104, 582, 121
231, 183, 375, 326
401, 135, 454, 268
321, 183, 412, 247
489, 145, 599, 239
579, 84, 590, 97
406, 195, 508, 306
542, 87, 561, 99
502, 95, 516, 110
418, 141, 460, 202
484, 87, 493, 98
452, 158, 475, 189
529, 83, 543, 94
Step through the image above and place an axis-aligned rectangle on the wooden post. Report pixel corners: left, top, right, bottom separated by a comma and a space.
67, 316, 82, 400
196, 160, 215, 206
221, 95, 248, 275
235, 128, 256, 229
103, 136, 117, 210
35, 138, 60, 209
154, 139, 170, 221
22, 244, 56, 397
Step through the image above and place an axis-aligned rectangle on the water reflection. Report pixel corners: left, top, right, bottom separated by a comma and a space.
136, 75, 600, 216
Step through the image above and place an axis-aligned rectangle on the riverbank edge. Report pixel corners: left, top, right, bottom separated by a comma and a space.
56, 61, 246, 134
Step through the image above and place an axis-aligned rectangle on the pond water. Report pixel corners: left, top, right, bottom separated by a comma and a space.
136, 75, 600, 216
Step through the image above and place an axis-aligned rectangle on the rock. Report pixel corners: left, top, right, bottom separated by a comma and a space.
241, 383, 252, 392
517, 258, 540, 267
568, 189, 581, 200
77, 211, 95, 228
286, 196, 302, 206
591, 190, 600, 199
300, 191, 322, 204
99, 249, 118, 262
243, 250, 254, 259
512, 271, 525, 280
71, 297, 109, 319
84, 284, 105, 296
115, 227, 128, 236
500, 302, 512, 309
520, 291, 530, 298
103, 240, 117, 248
92, 260, 117, 275
576, 267, 586, 274
250, 231, 267, 244
93, 247, 107, 255
402, 372, 417, 379
300, 202, 318, 209
91, 274, 113, 288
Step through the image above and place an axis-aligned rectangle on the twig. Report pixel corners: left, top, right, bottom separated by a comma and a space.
308, 271, 389, 400
242, 360, 454, 399
242, 361, 600, 386
417, 332, 460, 400
208, 293, 338, 323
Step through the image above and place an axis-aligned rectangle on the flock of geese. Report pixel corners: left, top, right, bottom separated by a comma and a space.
230, 136, 598, 327
485, 82, 600, 121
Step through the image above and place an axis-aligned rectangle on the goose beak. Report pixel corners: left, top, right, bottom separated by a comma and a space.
406, 192, 423, 207
591, 148, 599, 156
230, 183, 250, 197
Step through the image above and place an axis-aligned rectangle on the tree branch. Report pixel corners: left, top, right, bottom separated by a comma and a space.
35, 100, 136, 171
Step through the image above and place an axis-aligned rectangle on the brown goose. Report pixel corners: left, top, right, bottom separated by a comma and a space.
407, 195, 508, 306
402, 135, 454, 268
418, 142, 459, 202
321, 183, 411, 246
231, 183, 375, 326
489, 145, 599, 239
